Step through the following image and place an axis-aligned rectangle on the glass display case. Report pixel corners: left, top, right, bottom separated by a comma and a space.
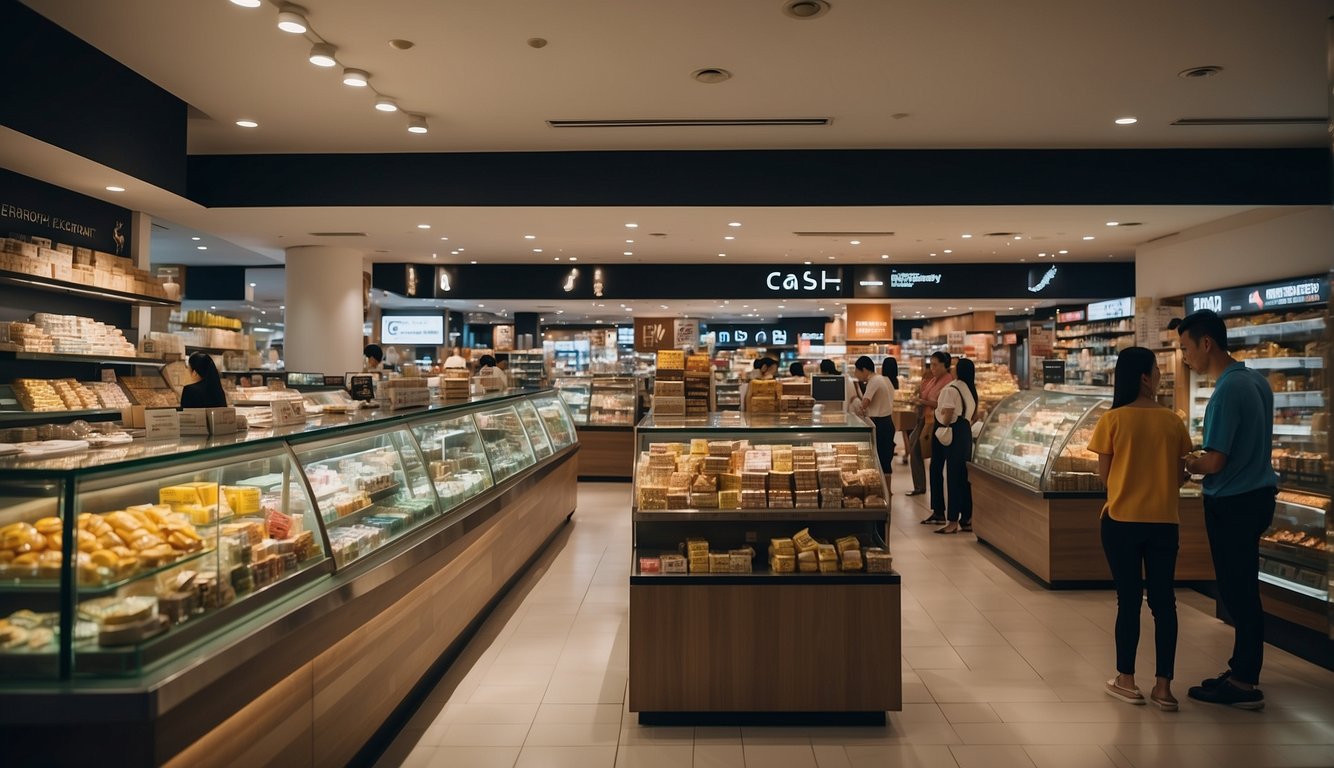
505, 351, 545, 389
411, 414, 494, 512
589, 376, 639, 426
292, 429, 436, 568
531, 394, 577, 450
474, 404, 537, 483
974, 388, 1112, 493
553, 376, 592, 425
0, 390, 579, 681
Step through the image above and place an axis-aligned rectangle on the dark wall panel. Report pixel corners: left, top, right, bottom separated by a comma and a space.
0, 1, 187, 194
0, 167, 133, 254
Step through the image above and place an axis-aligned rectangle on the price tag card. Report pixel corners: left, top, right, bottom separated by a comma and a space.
144, 408, 181, 441
271, 399, 306, 427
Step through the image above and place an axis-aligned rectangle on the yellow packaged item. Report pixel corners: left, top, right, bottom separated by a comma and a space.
770, 553, 796, 573
222, 485, 262, 516
835, 535, 861, 554
791, 528, 819, 552
158, 485, 202, 507
796, 550, 818, 572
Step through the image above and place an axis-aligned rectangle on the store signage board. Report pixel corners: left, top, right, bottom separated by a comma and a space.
634, 317, 675, 353
494, 325, 515, 351
381, 315, 444, 345
349, 375, 376, 401
673, 319, 700, 348
812, 375, 847, 403
617, 326, 635, 345
0, 168, 132, 255
144, 408, 181, 441
1186, 275, 1329, 318
708, 318, 826, 349
1056, 309, 1086, 324
1087, 297, 1134, 321
852, 263, 1134, 300
1042, 359, 1067, 385
846, 303, 894, 341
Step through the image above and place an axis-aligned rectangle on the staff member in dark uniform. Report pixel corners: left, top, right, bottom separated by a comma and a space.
180, 352, 228, 409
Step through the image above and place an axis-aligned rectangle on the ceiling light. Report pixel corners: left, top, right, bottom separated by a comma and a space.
962, 233, 972, 238
1106, 221, 1119, 226
417, 224, 430, 229
470, 260, 477, 264
457, 247, 464, 251
1082, 235, 1095, 240
230, 0, 262, 7
943, 249, 952, 254
1114, 117, 1138, 125
1059, 249, 1069, 254
728, 222, 742, 227
105, 185, 125, 192
191, 237, 200, 241
374, 97, 398, 112
451, 250, 459, 254
849, 240, 861, 245
277, 5, 308, 33
623, 251, 633, 256
803, 261, 811, 265
718, 253, 726, 257
235, 119, 259, 128
881, 254, 889, 259
625, 223, 638, 228
407, 114, 429, 133
724, 236, 735, 240
308, 43, 337, 67
196, 246, 208, 250
342, 68, 370, 87
525, 234, 536, 239
569, 257, 577, 261
439, 236, 448, 240
1013, 235, 1023, 240
248, 282, 257, 287
432, 253, 437, 259
533, 248, 543, 253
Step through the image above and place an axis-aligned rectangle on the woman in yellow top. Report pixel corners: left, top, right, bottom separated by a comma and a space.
1088, 347, 1193, 711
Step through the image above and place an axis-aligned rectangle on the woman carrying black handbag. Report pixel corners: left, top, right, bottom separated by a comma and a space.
933, 358, 977, 534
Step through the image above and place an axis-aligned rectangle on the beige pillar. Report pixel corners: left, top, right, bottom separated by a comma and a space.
284, 245, 366, 375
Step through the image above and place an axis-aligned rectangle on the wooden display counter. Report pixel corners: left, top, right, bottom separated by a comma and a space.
972, 464, 1214, 587
574, 425, 634, 479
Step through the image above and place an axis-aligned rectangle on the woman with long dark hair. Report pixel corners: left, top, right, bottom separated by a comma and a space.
1088, 346, 1192, 711
933, 357, 977, 534
180, 352, 228, 409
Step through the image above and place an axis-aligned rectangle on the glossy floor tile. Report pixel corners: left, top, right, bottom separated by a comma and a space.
377, 482, 1334, 768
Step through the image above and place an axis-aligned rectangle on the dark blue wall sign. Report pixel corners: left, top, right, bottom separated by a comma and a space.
1186, 275, 1329, 318
0, 1, 188, 195
853, 263, 1134, 300
0, 167, 132, 254
706, 318, 828, 348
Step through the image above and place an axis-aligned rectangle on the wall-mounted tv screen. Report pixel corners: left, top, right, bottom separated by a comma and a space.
382, 315, 444, 345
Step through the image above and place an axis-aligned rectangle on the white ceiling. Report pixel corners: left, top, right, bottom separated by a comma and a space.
23, 0, 1330, 153
6, 0, 1330, 326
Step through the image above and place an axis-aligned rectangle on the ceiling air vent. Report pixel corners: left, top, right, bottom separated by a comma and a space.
309, 232, 368, 237
792, 231, 894, 237
1172, 117, 1325, 126
547, 118, 830, 128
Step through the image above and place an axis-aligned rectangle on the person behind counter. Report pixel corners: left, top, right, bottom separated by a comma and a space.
818, 359, 839, 375
742, 357, 778, 411
789, 361, 807, 379
848, 355, 895, 493
363, 344, 386, 372
180, 352, 228, 409
476, 354, 508, 389
1089, 346, 1193, 712
496, 354, 512, 386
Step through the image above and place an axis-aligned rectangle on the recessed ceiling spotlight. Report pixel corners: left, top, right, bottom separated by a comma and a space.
623, 251, 633, 256
249, 282, 257, 287
432, 253, 438, 259
191, 237, 201, 241
196, 246, 208, 250
1114, 117, 1138, 125
1082, 235, 1095, 240
625, 223, 639, 228
374, 97, 399, 112
849, 240, 861, 245
235, 119, 259, 128
342, 68, 370, 87
881, 254, 889, 259
569, 257, 578, 261
1013, 235, 1023, 240
724, 236, 735, 241
962, 233, 973, 238
803, 261, 811, 265
308, 43, 337, 67
691, 68, 732, 84
416, 224, 431, 229
457, 247, 464, 251
1058, 249, 1069, 254
470, 260, 477, 264
277, 4, 308, 33
1106, 221, 1119, 226
783, 0, 831, 19
524, 234, 536, 239
389, 39, 415, 50
230, 0, 262, 7
728, 222, 742, 227
718, 253, 726, 257
553, 257, 560, 261
105, 185, 125, 192
450, 250, 459, 254
439, 236, 448, 240
407, 114, 429, 133
943, 249, 952, 254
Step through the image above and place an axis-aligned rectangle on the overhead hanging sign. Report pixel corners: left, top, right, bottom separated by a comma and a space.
707, 318, 827, 349
853, 263, 1134, 300
1186, 275, 1329, 317
0, 168, 133, 256
1087, 296, 1134, 321
846, 303, 894, 341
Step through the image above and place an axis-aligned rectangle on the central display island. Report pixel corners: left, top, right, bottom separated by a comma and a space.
627, 412, 902, 722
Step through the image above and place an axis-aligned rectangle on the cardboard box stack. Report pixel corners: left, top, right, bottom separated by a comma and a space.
1, 236, 173, 299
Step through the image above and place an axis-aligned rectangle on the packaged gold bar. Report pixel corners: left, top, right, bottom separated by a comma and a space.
690, 492, 719, 509
689, 556, 711, 574
660, 554, 687, 573
835, 535, 861, 554
708, 440, 734, 456
793, 490, 820, 508
691, 474, 717, 492
818, 558, 839, 573
816, 544, 838, 563
719, 472, 741, 491
686, 537, 710, 555
708, 552, 731, 573
159, 485, 203, 507
690, 438, 709, 455
840, 549, 863, 571
728, 552, 752, 573
656, 349, 685, 370
865, 547, 893, 573
668, 471, 693, 490
666, 492, 690, 509
718, 489, 740, 509
770, 553, 796, 573
740, 490, 767, 509
791, 528, 819, 552
797, 550, 818, 572
769, 537, 796, 555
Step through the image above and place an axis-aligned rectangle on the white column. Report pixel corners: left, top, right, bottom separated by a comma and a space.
285, 245, 365, 375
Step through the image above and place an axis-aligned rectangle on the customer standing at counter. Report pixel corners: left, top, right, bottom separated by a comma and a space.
904, 360, 936, 492
1177, 309, 1277, 710
1089, 347, 1193, 711
849, 355, 895, 493
881, 356, 901, 460
932, 357, 976, 534
179, 352, 228, 409
919, 353, 955, 523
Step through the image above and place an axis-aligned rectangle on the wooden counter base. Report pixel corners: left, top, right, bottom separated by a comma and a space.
971, 465, 1214, 587
629, 581, 901, 714
574, 425, 635, 479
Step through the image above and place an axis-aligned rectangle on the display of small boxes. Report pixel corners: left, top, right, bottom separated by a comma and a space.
660, 554, 687, 573
655, 380, 685, 398
865, 547, 893, 573
656, 350, 685, 370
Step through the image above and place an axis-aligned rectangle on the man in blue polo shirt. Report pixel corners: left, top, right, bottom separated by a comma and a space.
1177, 309, 1277, 710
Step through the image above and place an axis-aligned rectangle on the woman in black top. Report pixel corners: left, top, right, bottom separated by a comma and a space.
180, 352, 228, 409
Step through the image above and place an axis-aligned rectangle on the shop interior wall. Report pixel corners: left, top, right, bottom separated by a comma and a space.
1135, 207, 1334, 299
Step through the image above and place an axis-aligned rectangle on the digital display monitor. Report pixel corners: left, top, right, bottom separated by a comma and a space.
381, 315, 444, 345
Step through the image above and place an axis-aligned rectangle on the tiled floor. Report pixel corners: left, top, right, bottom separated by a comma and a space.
377, 481, 1334, 768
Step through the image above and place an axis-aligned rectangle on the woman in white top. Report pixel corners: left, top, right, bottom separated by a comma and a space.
849, 355, 896, 493
933, 358, 978, 534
